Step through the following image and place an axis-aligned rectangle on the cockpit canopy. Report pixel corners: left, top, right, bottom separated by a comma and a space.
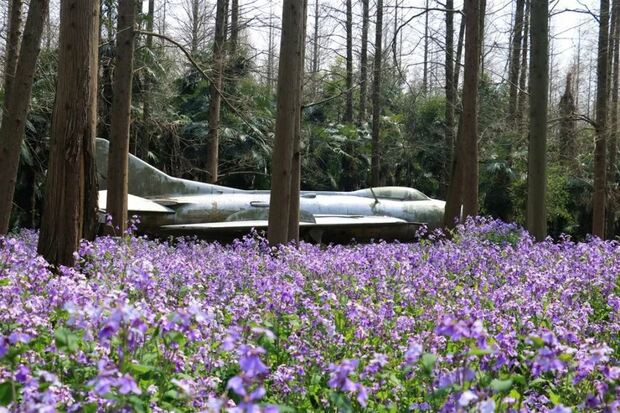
351, 187, 430, 201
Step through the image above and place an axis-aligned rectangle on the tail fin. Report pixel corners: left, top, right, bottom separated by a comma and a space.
95, 138, 240, 198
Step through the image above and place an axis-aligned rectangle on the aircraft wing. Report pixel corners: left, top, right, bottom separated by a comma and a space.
159, 216, 422, 243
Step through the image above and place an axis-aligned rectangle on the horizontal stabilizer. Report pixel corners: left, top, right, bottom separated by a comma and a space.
159, 216, 421, 243
98, 191, 174, 214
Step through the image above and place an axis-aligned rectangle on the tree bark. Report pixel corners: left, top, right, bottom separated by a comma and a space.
268, 0, 306, 245
607, 0, 620, 238
0, 0, 49, 235
371, 0, 383, 187
230, 0, 239, 55
205, 0, 228, 183
453, 12, 465, 89
3, 0, 23, 97
593, 0, 610, 238
508, 0, 525, 120
443, 118, 465, 227
140, 0, 155, 160
358, 0, 369, 124
460, 0, 481, 218
38, 0, 100, 267
526, 0, 549, 241
190, 0, 200, 55
517, 0, 530, 133
106, 0, 137, 233
559, 72, 578, 169
266, 10, 275, 91
344, 0, 353, 123
311, 0, 320, 98
287, 0, 308, 244
422, 0, 429, 95
443, 0, 455, 198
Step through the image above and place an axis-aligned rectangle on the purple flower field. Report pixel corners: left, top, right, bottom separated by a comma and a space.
0, 219, 619, 412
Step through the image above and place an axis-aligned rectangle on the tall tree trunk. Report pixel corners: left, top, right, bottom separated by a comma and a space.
266, 10, 275, 91
460, 0, 481, 218
205, 0, 228, 183
593, 0, 611, 238
106, 0, 137, 233
311, 0, 320, 98
559, 72, 578, 168
607, 0, 620, 237
358, 0, 369, 124
517, 0, 530, 133
444, 118, 465, 227
453, 13, 465, 89
371, 0, 383, 187
38, 0, 100, 267
422, 0, 429, 95
443, 0, 455, 198
268, 0, 306, 245
230, 0, 239, 55
0, 0, 49, 235
526, 0, 549, 241
190, 0, 199, 55
3, 0, 23, 96
287, 0, 308, 244
344, 0, 353, 123
141, 0, 155, 160
508, 0, 525, 120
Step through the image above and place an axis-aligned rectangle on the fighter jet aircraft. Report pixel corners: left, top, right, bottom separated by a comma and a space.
95, 139, 446, 242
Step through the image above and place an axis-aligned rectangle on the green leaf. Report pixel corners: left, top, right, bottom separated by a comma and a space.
421, 353, 437, 371
0, 381, 15, 406
0, 279, 9, 287
548, 391, 561, 405
127, 363, 153, 376
54, 327, 79, 352
468, 347, 493, 356
490, 378, 513, 392
82, 402, 98, 413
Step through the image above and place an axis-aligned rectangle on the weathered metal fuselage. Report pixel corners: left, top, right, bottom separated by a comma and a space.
95, 138, 446, 241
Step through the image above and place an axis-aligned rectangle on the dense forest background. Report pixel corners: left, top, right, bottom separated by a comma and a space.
0, 0, 614, 240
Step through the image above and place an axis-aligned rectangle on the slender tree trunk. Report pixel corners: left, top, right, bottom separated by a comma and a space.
559, 72, 578, 168
190, 0, 199, 55
607, 0, 620, 237
593, 0, 611, 238
454, 12, 465, 89
371, 0, 383, 187
517, 0, 530, 132
3, 0, 23, 96
444, 118, 465, 227
460, 0, 481, 218
358, 0, 369, 124
38, 0, 100, 267
422, 0, 429, 95
479, 0, 487, 76
526, 0, 549, 241
141, 0, 155, 160
288, 0, 308, 244
443, 0, 455, 198
508, 0, 525, 120
230, 0, 239, 55
311, 0, 320, 98
0, 0, 49, 235
344, 0, 353, 123
205, 0, 228, 183
266, 10, 275, 91
106, 0, 137, 233
268, 0, 306, 245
